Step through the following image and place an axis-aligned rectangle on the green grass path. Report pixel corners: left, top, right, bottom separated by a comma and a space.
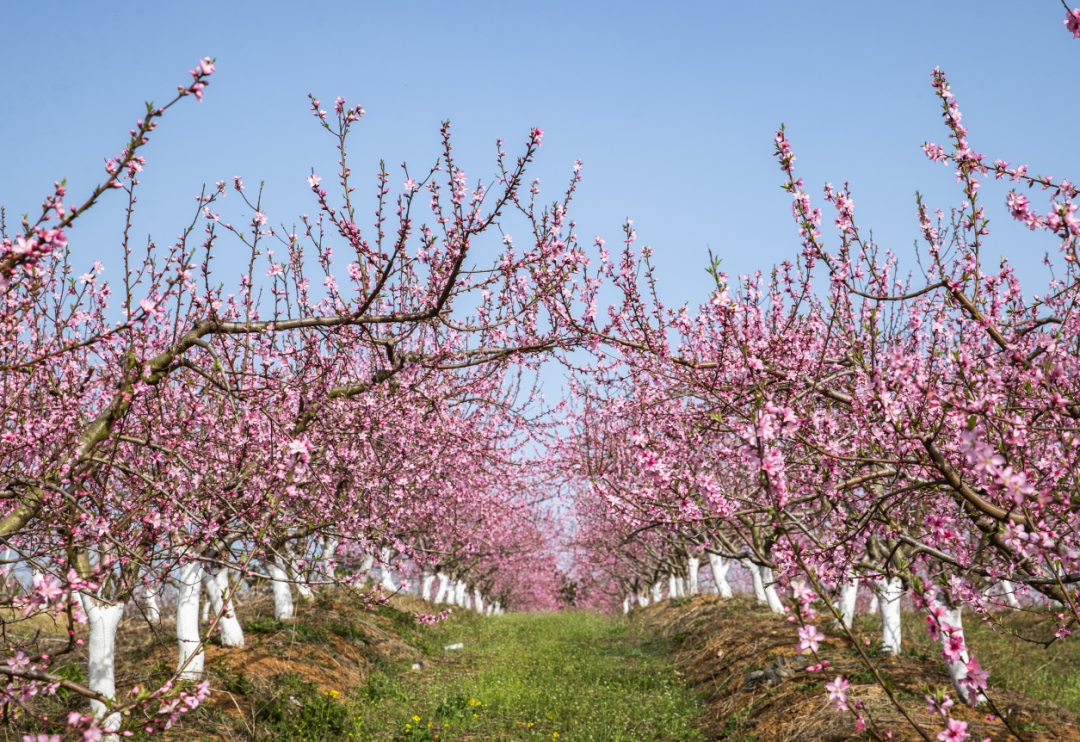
358, 611, 705, 741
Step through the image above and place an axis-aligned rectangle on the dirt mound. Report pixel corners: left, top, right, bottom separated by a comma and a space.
637, 595, 1080, 742
10, 590, 429, 741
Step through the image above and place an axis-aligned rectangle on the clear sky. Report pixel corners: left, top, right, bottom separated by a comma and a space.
2, 1, 1077, 311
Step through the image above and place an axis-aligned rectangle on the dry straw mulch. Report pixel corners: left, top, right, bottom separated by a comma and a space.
636, 595, 1080, 742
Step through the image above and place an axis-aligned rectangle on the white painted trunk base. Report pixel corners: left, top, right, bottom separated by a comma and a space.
839, 579, 859, 629
143, 583, 161, 623
176, 561, 205, 680
686, 557, 700, 596
202, 568, 245, 647
285, 546, 315, 604
270, 559, 294, 620
761, 567, 785, 614
80, 593, 125, 739
1000, 581, 1021, 609
875, 577, 904, 655
379, 548, 396, 593
938, 604, 986, 705
473, 588, 484, 614
421, 573, 436, 602
708, 553, 733, 598
434, 573, 450, 604
745, 560, 768, 604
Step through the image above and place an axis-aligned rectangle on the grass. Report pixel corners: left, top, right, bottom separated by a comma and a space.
845, 608, 1080, 716
355, 610, 705, 741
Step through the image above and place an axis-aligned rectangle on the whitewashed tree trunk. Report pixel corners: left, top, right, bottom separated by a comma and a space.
937, 604, 986, 705
675, 576, 687, 597
494, 601, 502, 615
650, 581, 663, 603
745, 560, 768, 604
868, 593, 880, 614
360, 552, 375, 585
80, 594, 125, 740
379, 548, 396, 593
421, 572, 436, 602
434, 572, 450, 604
637, 588, 651, 607
622, 596, 631, 614
463, 585, 473, 610
708, 553, 733, 598
473, 588, 484, 614
202, 568, 244, 647
687, 556, 700, 596
668, 572, 678, 600
454, 580, 467, 606
176, 561, 205, 680
270, 559, 294, 620
486, 603, 494, 616
143, 583, 160, 623
839, 579, 859, 629
201, 592, 211, 623
761, 567, 785, 614
315, 536, 339, 585
285, 545, 314, 601
1000, 580, 1021, 609
875, 577, 904, 655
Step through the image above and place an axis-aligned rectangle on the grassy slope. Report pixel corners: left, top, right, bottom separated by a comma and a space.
897, 609, 1080, 718
357, 610, 705, 742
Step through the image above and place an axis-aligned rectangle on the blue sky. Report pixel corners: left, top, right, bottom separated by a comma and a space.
2, 1, 1077, 312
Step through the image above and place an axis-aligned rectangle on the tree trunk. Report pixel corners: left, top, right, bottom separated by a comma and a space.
80, 593, 125, 741
637, 587, 651, 607
434, 572, 450, 604
686, 556, 700, 596
745, 560, 768, 605
360, 553, 375, 586
708, 553, 732, 598
622, 596, 630, 614
839, 578, 859, 629
761, 567, 784, 614
201, 568, 245, 647
1000, 580, 1021, 609
143, 583, 160, 623
379, 548, 396, 593
875, 577, 904, 655
650, 580, 663, 603
176, 561, 205, 680
668, 572, 678, 600
473, 587, 484, 614
315, 536, 339, 586
938, 604, 986, 705
421, 572, 436, 602
270, 558, 294, 620
285, 545, 314, 601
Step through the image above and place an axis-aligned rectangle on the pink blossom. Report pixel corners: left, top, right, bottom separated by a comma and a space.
937, 718, 969, 742
797, 624, 825, 654
825, 675, 849, 711
942, 631, 967, 662
1067, 9, 1080, 38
